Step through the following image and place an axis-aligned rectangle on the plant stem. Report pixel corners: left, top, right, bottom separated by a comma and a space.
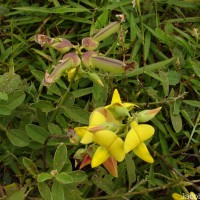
49, 66, 79, 123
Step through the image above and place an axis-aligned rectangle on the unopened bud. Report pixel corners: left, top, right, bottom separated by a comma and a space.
81, 37, 99, 51
137, 107, 162, 122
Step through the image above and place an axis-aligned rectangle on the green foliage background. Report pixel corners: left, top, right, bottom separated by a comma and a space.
0, 0, 200, 199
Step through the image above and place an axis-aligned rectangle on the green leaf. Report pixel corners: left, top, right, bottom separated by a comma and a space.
63, 106, 90, 125
183, 100, 200, 108
31, 70, 44, 82
170, 106, 182, 133
152, 118, 168, 136
23, 157, 39, 176
164, 123, 179, 145
92, 167, 114, 195
48, 123, 62, 135
25, 124, 50, 144
6, 188, 26, 200
53, 143, 68, 173
0, 105, 11, 115
30, 100, 54, 112
144, 30, 151, 62
63, 185, 84, 200
92, 83, 107, 107
0, 90, 26, 110
38, 182, 53, 200
167, 71, 181, 86
37, 173, 52, 182
192, 60, 200, 78
0, 91, 8, 100
159, 71, 169, 97
52, 181, 65, 200
125, 154, 136, 188
6, 129, 30, 147
68, 170, 87, 183
181, 110, 194, 127
0, 73, 21, 94
159, 132, 177, 168
14, 5, 89, 13
71, 87, 93, 98
55, 172, 73, 184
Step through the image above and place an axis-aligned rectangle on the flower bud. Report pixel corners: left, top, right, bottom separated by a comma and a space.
92, 21, 120, 42
137, 107, 162, 123
51, 38, 73, 53
91, 56, 125, 74
62, 52, 81, 67
81, 51, 98, 68
81, 37, 99, 50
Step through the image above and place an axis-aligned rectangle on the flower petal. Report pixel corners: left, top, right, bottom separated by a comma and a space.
89, 108, 106, 126
134, 124, 155, 142
108, 137, 125, 162
79, 154, 92, 169
133, 143, 154, 163
122, 102, 137, 111
93, 130, 116, 148
103, 156, 118, 177
111, 89, 122, 105
124, 129, 141, 153
74, 127, 88, 137
91, 146, 110, 168
80, 131, 94, 144
172, 193, 183, 200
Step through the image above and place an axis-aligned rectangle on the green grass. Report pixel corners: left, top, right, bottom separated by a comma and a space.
0, 0, 200, 199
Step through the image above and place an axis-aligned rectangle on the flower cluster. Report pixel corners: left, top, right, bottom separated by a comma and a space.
74, 89, 161, 176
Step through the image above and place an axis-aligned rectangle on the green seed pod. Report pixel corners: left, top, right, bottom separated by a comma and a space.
81, 37, 99, 51
91, 56, 125, 74
92, 21, 120, 42
62, 52, 81, 67
51, 38, 73, 53
43, 58, 74, 86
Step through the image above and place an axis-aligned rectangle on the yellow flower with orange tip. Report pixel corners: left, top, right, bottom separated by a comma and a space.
172, 192, 197, 200
124, 121, 155, 163
74, 107, 125, 168
105, 89, 136, 119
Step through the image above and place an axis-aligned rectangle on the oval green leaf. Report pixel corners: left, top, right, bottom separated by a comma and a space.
6, 129, 30, 147
25, 124, 50, 144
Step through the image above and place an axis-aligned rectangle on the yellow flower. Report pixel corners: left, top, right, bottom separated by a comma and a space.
124, 121, 154, 163
172, 192, 197, 200
105, 89, 136, 119
91, 130, 125, 167
74, 107, 119, 144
